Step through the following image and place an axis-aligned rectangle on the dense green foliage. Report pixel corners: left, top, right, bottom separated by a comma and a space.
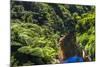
11, 1, 95, 66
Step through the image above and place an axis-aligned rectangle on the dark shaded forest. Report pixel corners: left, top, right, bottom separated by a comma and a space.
11, 1, 95, 66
